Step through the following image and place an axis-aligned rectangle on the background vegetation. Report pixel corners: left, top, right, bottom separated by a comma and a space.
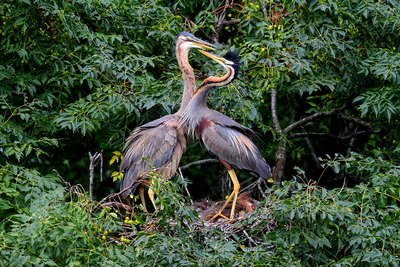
1, 0, 399, 265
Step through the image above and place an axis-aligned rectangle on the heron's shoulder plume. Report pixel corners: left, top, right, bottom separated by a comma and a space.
223, 51, 240, 78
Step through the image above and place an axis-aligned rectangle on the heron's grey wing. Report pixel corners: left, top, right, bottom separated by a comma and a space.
119, 115, 186, 197
200, 122, 271, 180
204, 110, 261, 140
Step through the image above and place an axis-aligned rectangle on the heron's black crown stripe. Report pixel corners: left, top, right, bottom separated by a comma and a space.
223, 51, 240, 79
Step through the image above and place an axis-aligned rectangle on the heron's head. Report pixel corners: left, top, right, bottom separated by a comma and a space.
199, 50, 240, 79
176, 31, 216, 51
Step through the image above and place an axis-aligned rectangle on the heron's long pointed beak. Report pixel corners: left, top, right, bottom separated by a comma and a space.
199, 50, 226, 64
190, 37, 216, 50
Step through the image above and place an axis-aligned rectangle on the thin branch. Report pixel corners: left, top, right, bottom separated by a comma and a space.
337, 112, 373, 129
288, 130, 380, 140
346, 137, 356, 158
101, 202, 133, 211
284, 109, 341, 134
337, 178, 347, 195
243, 230, 258, 247
257, 178, 267, 199
178, 168, 193, 206
12, 91, 31, 98
93, 182, 138, 213
53, 169, 71, 189
222, 19, 241, 26
283, 106, 374, 135
179, 159, 220, 171
100, 150, 103, 182
301, 128, 321, 169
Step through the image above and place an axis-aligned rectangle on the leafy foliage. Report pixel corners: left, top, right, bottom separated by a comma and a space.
1, 167, 399, 266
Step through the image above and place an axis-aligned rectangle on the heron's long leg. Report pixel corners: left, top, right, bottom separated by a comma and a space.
138, 184, 148, 213
148, 179, 158, 211
206, 164, 240, 221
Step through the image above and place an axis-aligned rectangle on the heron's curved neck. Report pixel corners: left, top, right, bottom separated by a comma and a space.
192, 65, 234, 108
176, 45, 196, 114
180, 64, 235, 139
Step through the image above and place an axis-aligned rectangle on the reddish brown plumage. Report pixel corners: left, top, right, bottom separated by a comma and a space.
194, 192, 259, 222
119, 32, 215, 204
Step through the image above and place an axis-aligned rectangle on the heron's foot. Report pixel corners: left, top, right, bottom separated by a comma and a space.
208, 211, 231, 222
202, 204, 233, 222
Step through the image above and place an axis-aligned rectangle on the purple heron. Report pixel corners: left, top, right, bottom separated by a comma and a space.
180, 50, 271, 220
119, 32, 215, 211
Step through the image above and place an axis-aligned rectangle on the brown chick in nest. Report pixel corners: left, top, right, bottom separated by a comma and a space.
194, 192, 260, 222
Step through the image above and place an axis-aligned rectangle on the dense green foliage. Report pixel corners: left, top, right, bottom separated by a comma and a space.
1, 166, 399, 266
1, 0, 399, 265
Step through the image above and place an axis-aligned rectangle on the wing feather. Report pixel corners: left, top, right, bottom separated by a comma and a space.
201, 122, 270, 180
120, 115, 186, 197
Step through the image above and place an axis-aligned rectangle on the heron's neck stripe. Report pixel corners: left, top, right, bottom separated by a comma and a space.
195, 67, 233, 95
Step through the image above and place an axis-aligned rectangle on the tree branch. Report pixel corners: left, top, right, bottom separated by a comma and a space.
179, 159, 220, 171
88, 151, 103, 200
271, 87, 286, 186
53, 169, 71, 189
337, 112, 373, 129
261, 0, 268, 17
12, 91, 31, 98
288, 130, 380, 140
284, 109, 340, 134
300, 128, 321, 170
211, 2, 228, 43
211, 0, 241, 43
271, 88, 282, 132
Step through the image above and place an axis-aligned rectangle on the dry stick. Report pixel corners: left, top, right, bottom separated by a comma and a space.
211, 0, 228, 43
337, 177, 347, 195
301, 127, 321, 170
93, 184, 137, 213
243, 230, 258, 247
12, 91, 31, 98
100, 151, 103, 182
288, 130, 380, 140
101, 202, 132, 211
88, 151, 102, 201
178, 167, 193, 206
53, 169, 71, 189
179, 159, 220, 171
256, 178, 267, 199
